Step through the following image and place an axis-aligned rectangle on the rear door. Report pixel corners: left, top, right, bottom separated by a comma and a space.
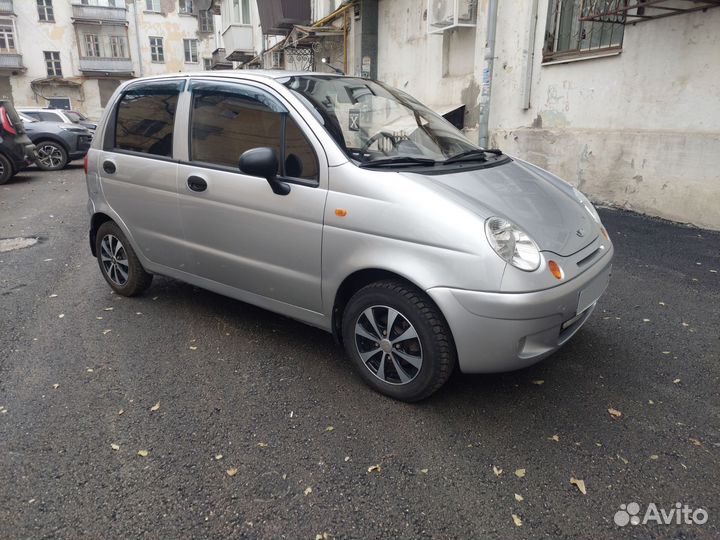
98, 79, 187, 270
176, 78, 327, 312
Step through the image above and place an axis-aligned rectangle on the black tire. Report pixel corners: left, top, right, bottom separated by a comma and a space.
95, 221, 152, 297
0, 153, 13, 184
342, 280, 456, 402
35, 141, 68, 171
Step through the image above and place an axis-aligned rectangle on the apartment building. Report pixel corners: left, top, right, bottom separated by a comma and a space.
0, 0, 220, 119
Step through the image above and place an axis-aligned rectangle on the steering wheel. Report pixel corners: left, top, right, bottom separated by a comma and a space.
359, 131, 399, 155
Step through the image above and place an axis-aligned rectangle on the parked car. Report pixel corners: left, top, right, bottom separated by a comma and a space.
0, 100, 36, 184
19, 112, 92, 171
85, 72, 613, 401
17, 107, 96, 131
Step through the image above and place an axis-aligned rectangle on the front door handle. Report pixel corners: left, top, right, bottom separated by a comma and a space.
102, 160, 116, 174
187, 175, 207, 192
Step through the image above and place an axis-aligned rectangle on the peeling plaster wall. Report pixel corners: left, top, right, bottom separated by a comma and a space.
377, 0, 720, 229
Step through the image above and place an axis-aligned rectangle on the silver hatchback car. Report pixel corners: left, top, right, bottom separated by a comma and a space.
85, 71, 613, 401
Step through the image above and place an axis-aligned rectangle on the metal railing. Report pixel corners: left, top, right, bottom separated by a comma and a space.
79, 56, 133, 73
72, 4, 127, 22
0, 53, 23, 70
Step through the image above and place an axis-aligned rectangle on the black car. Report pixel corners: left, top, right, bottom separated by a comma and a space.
0, 100, 36, 184
18, 112, 93, 171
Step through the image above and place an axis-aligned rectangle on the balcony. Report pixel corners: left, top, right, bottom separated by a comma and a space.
72, 4, 127, 25
221, 25, 254, 62
0, 52, 24, 72
210, 48, 232, 70
257, 0, 310, 35
79, 57, 133, 75
0, 0, 13, 15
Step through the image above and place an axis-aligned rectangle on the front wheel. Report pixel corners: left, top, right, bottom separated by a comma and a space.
95, 221, 152, 296
342, 280, 456, 401
35, 141, 68, 171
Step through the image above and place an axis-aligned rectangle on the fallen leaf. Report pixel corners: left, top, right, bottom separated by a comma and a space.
58, 314, 65, 319
111, 443, 120, 451
710, 269, 718, 273
226, 467, 238, 477
304, 486, 312, 496
118, 409, 124, 415
96, 316, 103, 320
367, 464, 381, 473
135, 312, 142, 315
325, 426, 334, 432
661, 351, 671, 355
493, 465, 503, 477
102, 329, 112, 335
682, 322, 689, 327
548, 434, 560, 442
617, 454, 629, 465
570, 477, 587, 495
658, 302, 666, 306
103, 307, 114, 311
643, 318, 651, 323
150, 402, 160, 412
514, 493, 524, 502
315, 534, 331, 540
689, 438, 702, 446
257, 442, 268, 448
52, 384, 59, 389
215, 454, 223, 460
648, 400, 655, 405
420, 468, 428, 474
650, 454, 659, 460
137, 449, 148, 457
673, 378, 681, 384
86, 368, 94, 373
49, 294, 58, 298
608, 408, 622, 418
511, 514, 523, 527
189, 346, 197, 351
531, 380, 544, 385
514, 468, 526, 478
344, 456, 350, 462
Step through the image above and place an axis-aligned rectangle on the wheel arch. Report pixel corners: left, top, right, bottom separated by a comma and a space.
331, 268, 428, 344
89, 212, 114, 257
33, 136, 71, 154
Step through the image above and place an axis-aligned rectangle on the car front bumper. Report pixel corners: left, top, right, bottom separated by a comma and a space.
427, 245, 614, 373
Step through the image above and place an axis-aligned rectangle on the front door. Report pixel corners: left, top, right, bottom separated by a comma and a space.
177, 79, 326, 313
98, 79, 187, 270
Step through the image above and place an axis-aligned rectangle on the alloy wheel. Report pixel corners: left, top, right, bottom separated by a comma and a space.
36, 144, 64, 169
100, 234, 129, 287
354, 305, 423, 385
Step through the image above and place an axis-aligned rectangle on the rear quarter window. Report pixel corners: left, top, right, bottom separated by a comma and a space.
113, 80, 184, 158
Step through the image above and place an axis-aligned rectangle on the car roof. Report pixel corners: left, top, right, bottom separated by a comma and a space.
126, 70, 346, 84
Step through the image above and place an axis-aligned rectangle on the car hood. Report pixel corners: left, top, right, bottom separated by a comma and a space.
404, 159, 597, 256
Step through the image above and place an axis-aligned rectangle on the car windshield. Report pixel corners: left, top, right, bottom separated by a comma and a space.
280, 75, 480, 164
18, 111, 37, 123
64, 111, 82, 123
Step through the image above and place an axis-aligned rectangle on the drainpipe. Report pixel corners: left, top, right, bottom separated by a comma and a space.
132, 0, 144, 77
478, 0, 498, 149
521, 0, 539, 109
360, 0, 378, 79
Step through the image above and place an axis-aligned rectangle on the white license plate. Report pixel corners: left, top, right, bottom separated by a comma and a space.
577, 264, 612, 314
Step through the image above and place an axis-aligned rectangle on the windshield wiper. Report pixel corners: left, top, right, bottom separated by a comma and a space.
442, 148, 503, 165
358, 156, 437, 168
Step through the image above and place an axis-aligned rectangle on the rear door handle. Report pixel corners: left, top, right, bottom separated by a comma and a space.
102, 160, 116, 174
187, 175, 208, 192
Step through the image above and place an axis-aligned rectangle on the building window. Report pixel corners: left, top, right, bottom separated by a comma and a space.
544, 0, 624, 61
179, 0, 193, 14
183, 39, 198, 63
145, 0, 161, 12
202, 57, 212, 70
44, 51, 62, 77
0, 20, 16, 52
149, 37, 164, 62
84, 34, 101, 57
232, 0, 250, 24
109, 36, 127, 58
37, 0, 55, 22
199, 9, 214, 32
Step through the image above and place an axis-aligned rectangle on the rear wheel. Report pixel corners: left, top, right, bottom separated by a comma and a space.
35, 141, 68, 171
341, 280, 456, 401
0, 153, 13, 184
95, 221, 152, 296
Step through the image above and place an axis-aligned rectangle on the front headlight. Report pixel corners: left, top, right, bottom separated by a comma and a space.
573, 188, 601, 224
485, 217, 541, 271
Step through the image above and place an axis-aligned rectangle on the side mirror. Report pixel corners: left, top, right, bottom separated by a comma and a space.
238, 147, 290, 196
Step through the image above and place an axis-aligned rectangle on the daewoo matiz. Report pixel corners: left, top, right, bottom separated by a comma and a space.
85, 71, 613, 401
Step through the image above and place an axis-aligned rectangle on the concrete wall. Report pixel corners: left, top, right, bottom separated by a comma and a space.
376, 0, 720, 229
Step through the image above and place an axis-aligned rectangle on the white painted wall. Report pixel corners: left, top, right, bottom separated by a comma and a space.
377, 0, 720, 229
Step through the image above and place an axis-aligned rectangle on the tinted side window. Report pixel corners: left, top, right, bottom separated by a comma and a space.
38, 112, 63, 122
189, 80, 318, 181
114, 80, 183, 157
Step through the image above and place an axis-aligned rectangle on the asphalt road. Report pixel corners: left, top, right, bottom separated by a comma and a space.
1, 165, 719, 540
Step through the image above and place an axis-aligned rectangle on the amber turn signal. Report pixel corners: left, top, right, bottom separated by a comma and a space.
600, 226, 609, 240
548, 260, 564, 280
335, 208, 348, 217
